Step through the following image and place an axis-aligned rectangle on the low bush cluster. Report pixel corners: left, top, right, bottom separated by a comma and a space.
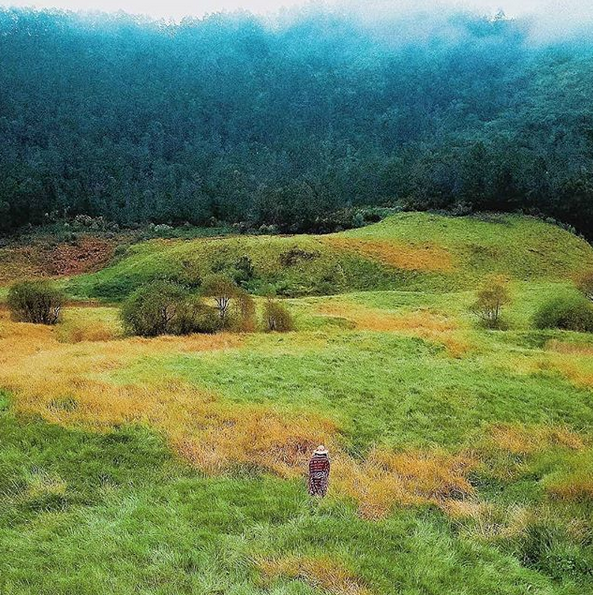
263, 298, 295, 332
7, 280, 65, 325
120, 277, 293, 337
121, 281, 220, 337
533, 294, 593, 332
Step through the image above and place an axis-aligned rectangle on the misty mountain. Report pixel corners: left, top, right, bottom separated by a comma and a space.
2, 8, 593, 235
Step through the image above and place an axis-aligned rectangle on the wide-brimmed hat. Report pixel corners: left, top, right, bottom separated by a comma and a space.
314, 445, 328, 455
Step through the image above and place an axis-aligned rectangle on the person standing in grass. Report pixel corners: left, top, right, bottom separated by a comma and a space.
308, 445, 330, 497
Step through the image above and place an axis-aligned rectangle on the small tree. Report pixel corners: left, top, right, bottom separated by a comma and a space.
201, 274, 239, 328
262, 298, 294, 332
470, 276, 510, 329
7, 280, 64, 325
577, 271, 593, 301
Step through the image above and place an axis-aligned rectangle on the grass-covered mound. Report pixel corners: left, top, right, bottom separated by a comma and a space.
64, 213, 593, 301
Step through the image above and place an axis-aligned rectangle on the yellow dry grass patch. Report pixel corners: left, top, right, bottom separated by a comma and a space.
55, 307, 123, 343
334, 448, 477, 519
0, 310, 479, 518
540, 340, 593, 388
323, 237, 453, 272
546, 339, 593, 356
257, 555, 372, 595
174, 407, 337, 477
546, 475, 593, 501
493, 347, 593, 391
0, 310, 241, 422
60, 321, 118, 343
317, 302, 470, 357
486, 423, 585, 455
550, 358, 593, 389
444, 500, 535, 541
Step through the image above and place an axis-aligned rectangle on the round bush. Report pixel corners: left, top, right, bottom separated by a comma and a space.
121, 281, 189, 337
533, 294, 593, 332
121, 281, 222, 337
262, 299, 294, 332
173, 298, 220, 335
7, 280, 65, 325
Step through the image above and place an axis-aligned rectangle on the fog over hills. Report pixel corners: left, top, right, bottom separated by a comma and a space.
2, 2, 593, 236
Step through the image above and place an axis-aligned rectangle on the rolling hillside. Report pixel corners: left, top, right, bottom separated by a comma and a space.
63, 213, 593, 300
1, 213, 593, 595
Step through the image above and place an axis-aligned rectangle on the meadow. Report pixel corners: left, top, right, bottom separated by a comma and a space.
1, 213, 593, 595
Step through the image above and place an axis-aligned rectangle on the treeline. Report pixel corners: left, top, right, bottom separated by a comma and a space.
2, 9, 593, 236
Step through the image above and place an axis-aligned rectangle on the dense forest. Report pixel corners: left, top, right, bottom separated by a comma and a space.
2, 8, 593, 236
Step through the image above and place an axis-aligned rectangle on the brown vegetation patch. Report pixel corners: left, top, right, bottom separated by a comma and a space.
549, 358, 593, 389
334, 448, 477, 519
486, 423, 585, 455
0, 235, 116, 284
443, 501, 535, 541
317, 302, 470, 357
257, 555, 372, 595
323, 237, 453, 272
536, 341, 593, 388
0, 245, 44, 283
47, 236, 116, 276
56, 320, 119, 343
546, 474, 593, 501
174, 408, 337, 477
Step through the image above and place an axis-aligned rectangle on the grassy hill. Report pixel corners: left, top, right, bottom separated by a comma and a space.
63, 213, 593, 300
2, 213, 593, 595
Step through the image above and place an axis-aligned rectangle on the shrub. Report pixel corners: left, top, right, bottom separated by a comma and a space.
173, 297, 220, 335
231, 289, 257, 332
533, 294, 593, 332
121, 280, 189, 337
121, 280, 226, 336
7, 280, 65, 325
262, 298, 294, 332
470, 276, 510, 329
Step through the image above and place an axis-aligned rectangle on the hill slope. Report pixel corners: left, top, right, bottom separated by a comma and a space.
65, 213, 593, 300
2, 213, 593, 594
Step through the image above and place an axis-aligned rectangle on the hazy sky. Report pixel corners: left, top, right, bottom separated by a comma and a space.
0, 0, 586, 20
2, 0, 593, 43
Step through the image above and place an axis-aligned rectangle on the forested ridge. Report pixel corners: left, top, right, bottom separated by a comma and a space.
2, 8, 593, 236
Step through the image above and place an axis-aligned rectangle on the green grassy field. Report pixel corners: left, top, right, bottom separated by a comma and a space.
2, 213, 593, 595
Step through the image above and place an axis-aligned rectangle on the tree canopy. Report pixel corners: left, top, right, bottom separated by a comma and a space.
2, 8, 593, 236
